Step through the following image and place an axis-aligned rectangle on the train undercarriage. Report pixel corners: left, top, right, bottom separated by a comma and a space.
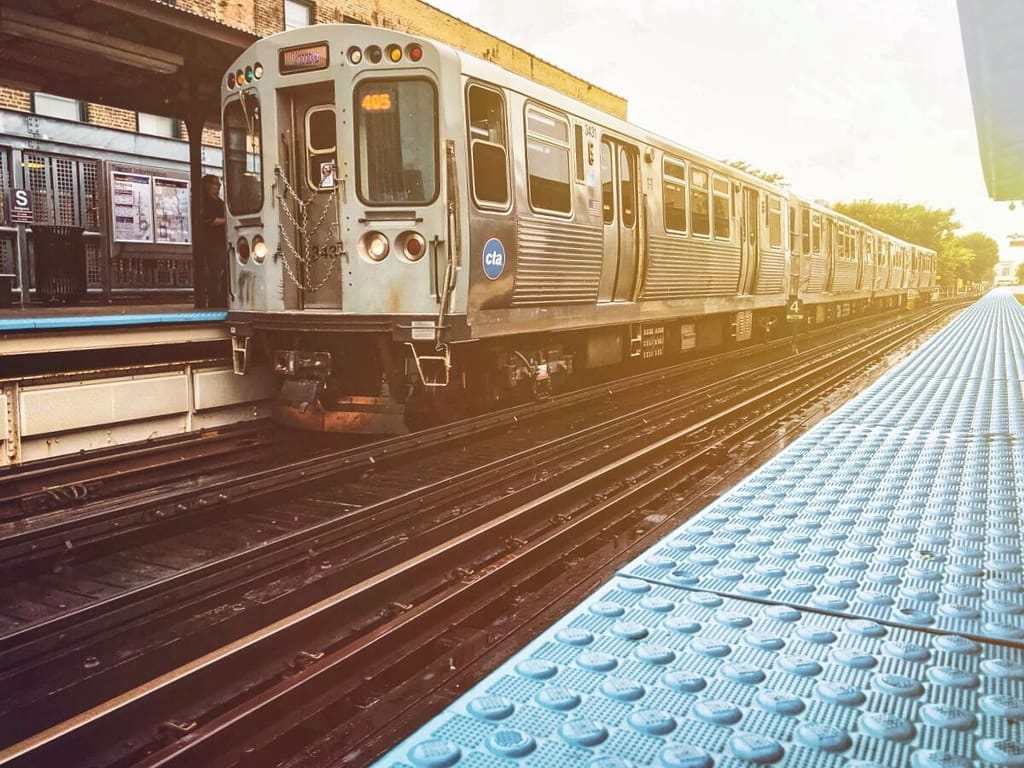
244, 293, 923, 433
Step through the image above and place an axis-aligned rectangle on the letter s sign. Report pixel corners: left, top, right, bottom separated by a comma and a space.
482, 237, 505, 281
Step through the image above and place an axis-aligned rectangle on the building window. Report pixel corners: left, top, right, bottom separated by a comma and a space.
285, 0, 312, 29
138, 113, 179, 138
33, 92, 83, 121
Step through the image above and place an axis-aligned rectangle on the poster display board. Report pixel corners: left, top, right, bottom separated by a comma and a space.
111, 169, 191, 245
153, 177, 192, 244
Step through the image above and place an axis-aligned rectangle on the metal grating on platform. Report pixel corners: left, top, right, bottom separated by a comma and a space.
620, 291, 1024, 643
377, 581, 1024, 768
373, 291, 1024, 767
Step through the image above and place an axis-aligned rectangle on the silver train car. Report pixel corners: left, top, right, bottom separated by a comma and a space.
222, 24, 936, 431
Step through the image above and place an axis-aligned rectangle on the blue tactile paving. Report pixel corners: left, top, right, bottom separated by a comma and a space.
375, 291, 1024, 768
620, 292, 1024, 643
0, 311, 227, 332
376, 580, 1024, 767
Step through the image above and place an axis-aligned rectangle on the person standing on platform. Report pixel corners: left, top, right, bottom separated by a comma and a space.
200, 174, 227, 308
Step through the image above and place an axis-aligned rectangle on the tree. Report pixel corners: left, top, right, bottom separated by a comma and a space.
831, 200, 959, 251
725, 160, 788, 186
937, 237, 975, 286
957, 232, 999, 283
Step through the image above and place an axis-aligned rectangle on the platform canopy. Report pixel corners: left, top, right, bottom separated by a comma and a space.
0, 0, 255, 123
958, 0, 1024, 201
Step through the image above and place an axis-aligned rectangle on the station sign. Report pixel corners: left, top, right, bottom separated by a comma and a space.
786, 296, 804, 322
7, 189, 32, 225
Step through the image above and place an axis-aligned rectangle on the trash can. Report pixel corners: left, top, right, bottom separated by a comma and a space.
31, 225, 87, 303
0, 274, 14, 307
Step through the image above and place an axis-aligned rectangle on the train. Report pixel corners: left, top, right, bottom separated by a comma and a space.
221, 24, 936, 432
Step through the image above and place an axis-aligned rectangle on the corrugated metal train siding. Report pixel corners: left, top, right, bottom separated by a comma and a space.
512, 218, 603, 306
754, 250, 785, 295
642, 235, 740, 299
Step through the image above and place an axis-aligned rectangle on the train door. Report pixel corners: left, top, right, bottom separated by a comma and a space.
598, 139, 640, 302
738, 186, 759, 294
278, 83, 342, 309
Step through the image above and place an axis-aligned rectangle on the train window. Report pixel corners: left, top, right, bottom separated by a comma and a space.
712, 176, 729, 240
690, 168, 710, 237
837, 224, 846, 260
663, 159, 687, 233
811, 214, 821, 255
600, 141, 613, 224
305, 106, 337, 191
767, 196, 782, 249
355, 79, 438, 205
525, 105, 571, 215
620, 148, 635, 228
223, 92, 263, 216
801, 208, 810, 253
467, 84, 509, 208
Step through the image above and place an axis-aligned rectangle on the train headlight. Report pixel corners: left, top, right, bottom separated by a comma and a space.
253, 62, 264, 79
348, 46, 363, 65
398, 231, 426, 262
252, 235, 268, 263
359, 231, 390, 262
236, 236, 250, 264
367, 45, 382, 64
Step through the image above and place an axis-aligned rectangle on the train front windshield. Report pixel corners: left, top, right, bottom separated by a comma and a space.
354, 79, 438, 205
224, 93, 263, 215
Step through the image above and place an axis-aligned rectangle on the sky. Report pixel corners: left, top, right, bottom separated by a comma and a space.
427, 0, 1022, 259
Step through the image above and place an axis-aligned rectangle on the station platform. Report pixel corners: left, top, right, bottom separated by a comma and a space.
377, 289, 1024, 767
0, 304, 229, 355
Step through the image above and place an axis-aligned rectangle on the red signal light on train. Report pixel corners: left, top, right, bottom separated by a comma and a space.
226, 73, 236, 89
407, 44, 423, 62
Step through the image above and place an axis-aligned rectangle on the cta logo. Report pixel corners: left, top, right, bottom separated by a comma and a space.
482, 237, 505, 280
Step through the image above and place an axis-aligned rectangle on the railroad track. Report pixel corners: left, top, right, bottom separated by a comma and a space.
0, 301, 963, 767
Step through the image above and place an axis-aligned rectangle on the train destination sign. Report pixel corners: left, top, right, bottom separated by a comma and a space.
279, 43, 329, 75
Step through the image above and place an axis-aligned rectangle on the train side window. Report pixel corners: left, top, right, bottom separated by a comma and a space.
811, 214, 821, 255
712, 176, 730, 240
620, 147, 635, 228
467, 84, 509, 208
767, 195, 782, 249
525, 105, 571, 215
663, 159, 687, 233
801, 208, 810, 253
690, 168, 710, 237
600, 141, 613, 224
